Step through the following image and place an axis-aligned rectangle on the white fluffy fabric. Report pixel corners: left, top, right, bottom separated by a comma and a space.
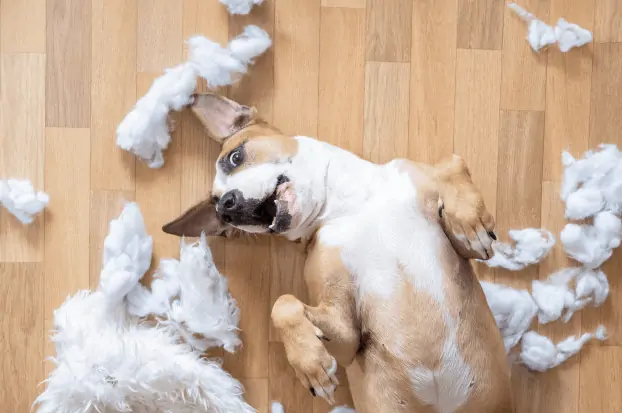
0, 178, 49, 224
480, 281, 538, 352
220, 0, 263, 15
520, 326, 607, 372
271, 402, 355, 413
481, 228, 555, 270
508, 3, 592, 52
116, 25, 272, 168
34, 202, 253, 413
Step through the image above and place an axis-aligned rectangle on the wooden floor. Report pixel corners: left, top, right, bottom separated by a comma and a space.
1, 0, 621, 412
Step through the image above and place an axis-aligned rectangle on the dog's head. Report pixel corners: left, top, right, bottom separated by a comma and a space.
162, 93, 324, 239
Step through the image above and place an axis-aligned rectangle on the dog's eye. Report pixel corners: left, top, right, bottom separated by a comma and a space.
228, 149, 243, 167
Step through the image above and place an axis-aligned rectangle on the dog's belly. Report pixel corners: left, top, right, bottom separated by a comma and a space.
318, 189, 509, 412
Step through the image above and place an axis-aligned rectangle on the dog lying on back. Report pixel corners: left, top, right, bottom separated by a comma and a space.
163, 94, 513, 413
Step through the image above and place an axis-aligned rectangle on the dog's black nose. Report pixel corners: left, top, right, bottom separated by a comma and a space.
220, 191, 239, 211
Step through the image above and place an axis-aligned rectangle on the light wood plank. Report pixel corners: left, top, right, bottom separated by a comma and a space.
0, 264, 44, 412
321, 0, 365, 7
137, 0, 182, 72
229, 0, 275, 122
500, 0, 548, 111
240, 378, 269, 413
182, 0, 229, 52
46, 0, 91, 127
409, 0, 457, 164
318, 6, 366, 156
457, 0, 504, 50
0, 0, 46, 53
495, 110, 544, 289
589, 43, 622, 148
135, 73, 182, 272
579, 347, 622, 412
594, 0, 622, 42
43, 127, 91, 372
274, 0, 320, 136
454, 49, 501, 215
365, 0, 412, 62
542, 0, 593, 182
223, 238, 271, 378
269, 238, 307, 341
90, 0, 137, 190
269, 342, 314, 413
363, 61, 410, 163
0, 53, 45, 262
89, 190, 135, 289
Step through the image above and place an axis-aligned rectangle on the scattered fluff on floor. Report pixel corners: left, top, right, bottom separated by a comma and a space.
34, 202, 254, 413
0, 178, 49, 224
508, 2, 592, 52
220, 0, 263, 14
480, 144, 621, 372
271, 402, 355, 413
116, 25, 271, 168
482, 228, 555, 270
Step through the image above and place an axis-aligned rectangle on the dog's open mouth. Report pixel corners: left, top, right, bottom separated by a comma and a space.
254, 174, 291, 231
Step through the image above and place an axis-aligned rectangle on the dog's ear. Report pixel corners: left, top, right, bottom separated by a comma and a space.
190, 93, 257, 143
162, 198, 232, 237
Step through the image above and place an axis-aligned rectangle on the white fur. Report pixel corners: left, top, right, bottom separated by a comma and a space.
116, 26, 271, 168
34, 202, 253, 413
508, 3, 592, 52
220, 0, 263, 15
0, 178, 49, 224
481, 228, 555, 270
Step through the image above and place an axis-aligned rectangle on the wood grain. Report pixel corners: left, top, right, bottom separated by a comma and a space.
500, 0, 548, 111
594, 0, 622, 42
589, 43, 622, 148
90, 0, 137, 190
409, 0, 457, 163
321, 0, 365, 7
46, 0, 91, 127
579, 347, 622, 412
318, 6, 366, 156
137, 0, 182, 72
240, 378, 269, 413
495, 111, 544, 289
0, 53, 46, 262
457, 0, 504, 50
363, 62, 410, 164
365, 0, 412, 62
273, 0, 320, 136
182, 0, 229, 50
0, 263, 44, 412
0, 0, 46, 53
43, 128, 91, 371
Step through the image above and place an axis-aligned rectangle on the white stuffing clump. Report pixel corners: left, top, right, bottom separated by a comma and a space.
0, 178, 49, 224
116, 25, 272, 168
481, 228, 555, 270
34, 202, 253, 413
508, 3, 592, 52
520, 326, 607, 372
220, 0, 264, 15
480, 281, 537, 352
561, 212, 622, 268
128, 234, 241, 353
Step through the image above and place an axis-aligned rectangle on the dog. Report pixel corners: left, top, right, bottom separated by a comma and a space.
162, 93, 513, 413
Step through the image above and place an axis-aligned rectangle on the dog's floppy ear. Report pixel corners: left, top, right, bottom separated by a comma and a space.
162, 198, 232, 237
190, 93, 256, 143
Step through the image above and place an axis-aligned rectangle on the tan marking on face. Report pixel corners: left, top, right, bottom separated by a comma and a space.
218, 122, 299, 175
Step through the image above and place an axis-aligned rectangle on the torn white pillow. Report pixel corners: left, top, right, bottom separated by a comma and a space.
481, 228, 555, 270
520, 326, 606, 372
220, 0, 263, 15
116, 25, 272, 168
0, 178, 49, 224
508, 3, 592, 52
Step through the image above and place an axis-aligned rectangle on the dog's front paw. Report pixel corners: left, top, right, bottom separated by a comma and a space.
439, 185, 496, 260
282, 320, 339, 404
